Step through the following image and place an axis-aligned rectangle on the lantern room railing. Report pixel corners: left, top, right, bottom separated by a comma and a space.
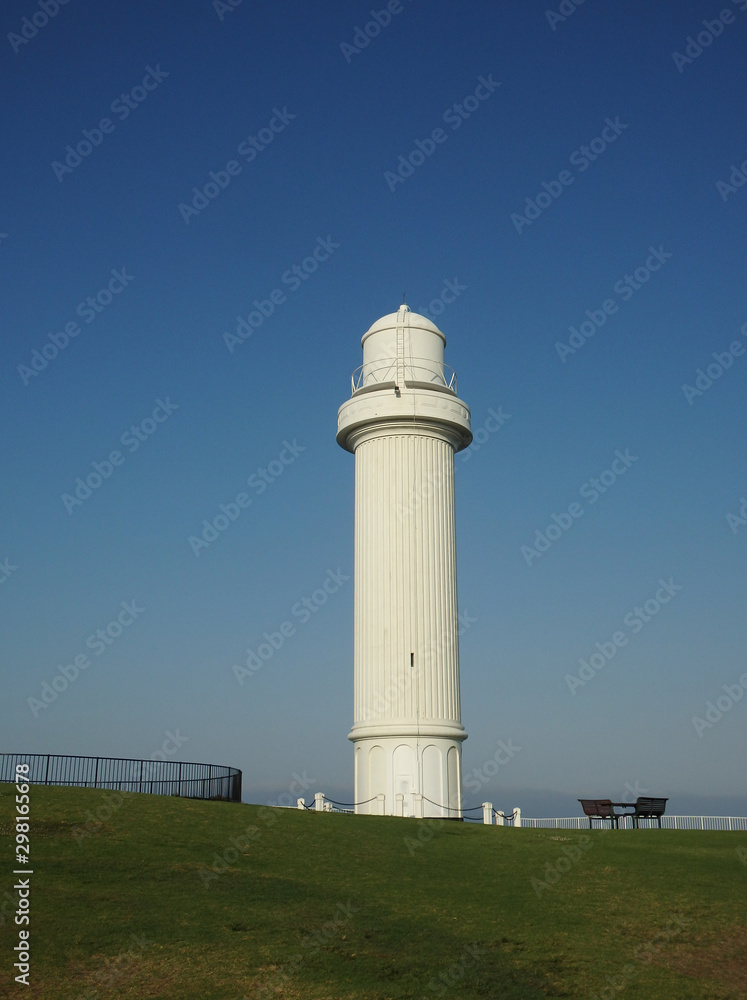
351, 357, 457, 395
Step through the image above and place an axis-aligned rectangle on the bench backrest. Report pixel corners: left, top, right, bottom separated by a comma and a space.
578, 798, 613, 818
634, 797, 668, 816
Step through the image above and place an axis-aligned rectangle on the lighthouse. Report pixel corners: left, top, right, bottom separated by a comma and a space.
337, 304, 472, 818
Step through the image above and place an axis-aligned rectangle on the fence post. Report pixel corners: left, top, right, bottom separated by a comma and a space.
413, 793, 424, 818
376, 793, 385, 815
513, 807, 521, 828
482, 802, 493, 825
495, 810, 504, 827
297, 798, 305, 810
315, 792, 325, 812
395, 793, 404, 817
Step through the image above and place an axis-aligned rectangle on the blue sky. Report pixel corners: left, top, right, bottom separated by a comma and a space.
2, 0, 746, 816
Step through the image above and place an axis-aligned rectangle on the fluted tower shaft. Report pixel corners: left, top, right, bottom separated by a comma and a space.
337, 305, 471, 818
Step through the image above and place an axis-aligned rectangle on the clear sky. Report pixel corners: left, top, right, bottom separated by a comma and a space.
2, 0, 746, 816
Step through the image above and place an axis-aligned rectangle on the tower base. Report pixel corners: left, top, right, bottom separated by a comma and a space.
350, 731, 465, 818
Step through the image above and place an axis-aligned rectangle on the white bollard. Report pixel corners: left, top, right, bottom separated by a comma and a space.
297, 798, 305, 810
395, 793, 404, 817
315, 791, 325, 812
496, 810, 504, 826
413, 793, 424, 818
376, 793, 386, 815
483, 802, 493, 825
513, 806, 521, 828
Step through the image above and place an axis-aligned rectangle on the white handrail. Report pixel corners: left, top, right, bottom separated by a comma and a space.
350, 357, 457, 394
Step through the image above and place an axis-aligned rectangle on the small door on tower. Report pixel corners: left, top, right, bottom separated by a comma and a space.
398, 776, 413, 817
393, 743, 416, 817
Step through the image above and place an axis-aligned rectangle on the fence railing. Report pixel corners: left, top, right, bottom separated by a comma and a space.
294, 794, 747, 831
0, 753, 242, 802
515, 815, 747, 831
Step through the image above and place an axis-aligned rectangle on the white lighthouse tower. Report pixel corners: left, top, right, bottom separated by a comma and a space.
337, 304, 472, 818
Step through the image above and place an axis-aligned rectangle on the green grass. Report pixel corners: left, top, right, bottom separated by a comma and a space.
1, 785, 746, 999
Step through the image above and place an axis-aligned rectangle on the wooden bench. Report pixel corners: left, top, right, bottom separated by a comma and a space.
631, 797, 668, 828
578, 799, 621, 829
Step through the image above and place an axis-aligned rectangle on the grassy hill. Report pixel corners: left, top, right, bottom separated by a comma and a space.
0, 784, 745, 999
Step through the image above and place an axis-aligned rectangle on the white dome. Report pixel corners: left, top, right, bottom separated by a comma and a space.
361, 304, 446, 347
358, 304, 448, 390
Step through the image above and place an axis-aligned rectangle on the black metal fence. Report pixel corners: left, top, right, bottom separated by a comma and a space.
0, 753, 242, 802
